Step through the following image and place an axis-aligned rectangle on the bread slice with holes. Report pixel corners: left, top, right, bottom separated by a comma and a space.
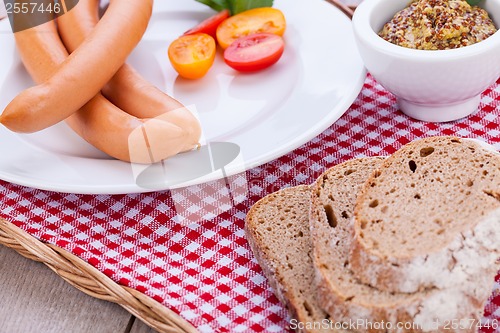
310, 156, 497, 333
245, 185, 349, 333
350, 137, 500, 294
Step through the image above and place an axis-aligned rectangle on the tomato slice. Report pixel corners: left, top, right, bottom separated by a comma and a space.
168, 33, 216, 79
223, 33, 285, 72
183, 9, 230, 39
216, 7, 286, 49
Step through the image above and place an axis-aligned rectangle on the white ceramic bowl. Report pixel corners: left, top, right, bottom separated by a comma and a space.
352, 0, 500, 122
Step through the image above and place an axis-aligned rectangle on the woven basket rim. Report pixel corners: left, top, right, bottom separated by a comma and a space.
0, 218, 198, 333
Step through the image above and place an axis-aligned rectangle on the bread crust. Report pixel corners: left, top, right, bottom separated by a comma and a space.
310, 157, 495, 333
245, 185, 346, 333
246, 138, 500, 333
349, 137, 500, 294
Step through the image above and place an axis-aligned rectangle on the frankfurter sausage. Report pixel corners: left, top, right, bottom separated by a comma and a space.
13, 20, 193, 164
57, 0, 201, 149
0, 0, 153, 133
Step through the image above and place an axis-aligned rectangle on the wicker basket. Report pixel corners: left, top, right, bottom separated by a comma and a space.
0, 218, 198, 333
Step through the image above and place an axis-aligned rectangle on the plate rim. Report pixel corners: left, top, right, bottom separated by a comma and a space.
0, 0, 366, 194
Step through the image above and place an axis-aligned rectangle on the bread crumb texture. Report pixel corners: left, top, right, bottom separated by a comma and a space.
310, 156, 493, 332
246, 138, 500, 333
245, 185, 340, 333
351, 137, 500, 294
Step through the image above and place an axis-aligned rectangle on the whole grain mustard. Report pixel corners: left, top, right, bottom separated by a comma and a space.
379, 0, 497, 50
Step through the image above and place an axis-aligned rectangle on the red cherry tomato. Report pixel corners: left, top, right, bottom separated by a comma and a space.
223, 33, 285, 72
183, 9, 231, 39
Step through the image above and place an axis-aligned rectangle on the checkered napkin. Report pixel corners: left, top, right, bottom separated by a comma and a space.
1, 75, 500, 332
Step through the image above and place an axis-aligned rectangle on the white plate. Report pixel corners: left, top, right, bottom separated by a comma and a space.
0, 0, 366, 194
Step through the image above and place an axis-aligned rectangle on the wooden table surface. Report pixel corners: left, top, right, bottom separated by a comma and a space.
0, 244, 158, 333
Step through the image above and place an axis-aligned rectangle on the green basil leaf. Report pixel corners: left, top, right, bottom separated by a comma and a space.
195, 0, 226, 12
211, 0, 232, 10
229, 0, 274, 15
466, 0, 481, 5
195, 0, 274, 15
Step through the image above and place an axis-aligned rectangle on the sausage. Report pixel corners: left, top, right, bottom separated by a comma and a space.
0, 0, 153, 133
57, 0, 201, 151
11, 20, 194, 164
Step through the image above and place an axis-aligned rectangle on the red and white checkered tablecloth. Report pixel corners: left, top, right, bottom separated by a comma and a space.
1, 75, 500, 333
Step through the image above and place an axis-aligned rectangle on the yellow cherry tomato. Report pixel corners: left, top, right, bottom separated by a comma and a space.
216, 7, 287, 50
168, 33, 216, 79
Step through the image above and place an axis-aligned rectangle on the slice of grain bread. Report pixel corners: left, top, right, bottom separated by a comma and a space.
350, 137, 500, 294
245, 185, 348, 333
310, 157, 497, 333
247, 155, 497, 333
